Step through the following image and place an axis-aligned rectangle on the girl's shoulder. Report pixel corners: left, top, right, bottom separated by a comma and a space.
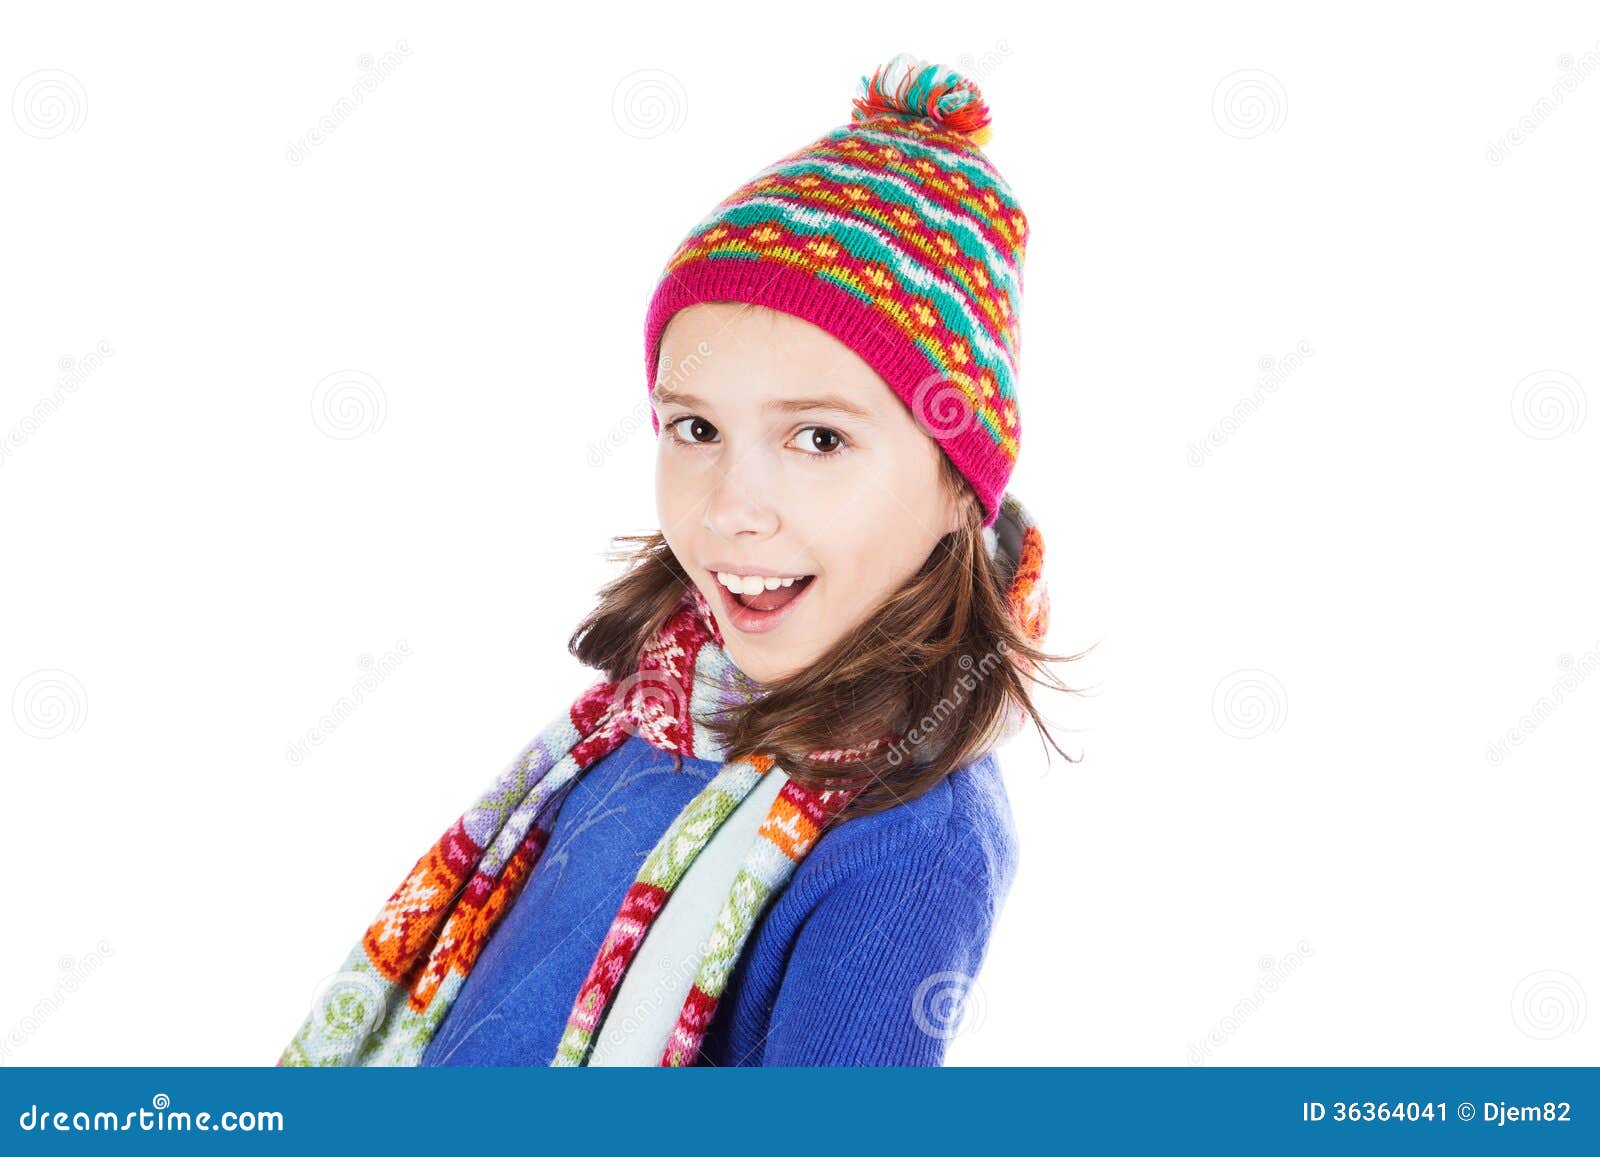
716, 751, 1021, 1067
792, 749, 1020, 912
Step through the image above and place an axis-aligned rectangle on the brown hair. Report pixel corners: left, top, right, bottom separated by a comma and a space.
568, 452, 1088, 824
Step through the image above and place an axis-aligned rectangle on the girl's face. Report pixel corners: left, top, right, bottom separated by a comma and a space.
653, 302, 969, 685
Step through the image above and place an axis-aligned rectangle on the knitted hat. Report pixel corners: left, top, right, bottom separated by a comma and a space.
643, 53, 1029, 529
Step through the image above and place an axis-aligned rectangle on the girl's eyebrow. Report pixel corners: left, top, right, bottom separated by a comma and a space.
651, 386, 874, 421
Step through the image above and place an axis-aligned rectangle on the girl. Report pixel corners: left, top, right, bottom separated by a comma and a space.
279, 52, 1078, 1068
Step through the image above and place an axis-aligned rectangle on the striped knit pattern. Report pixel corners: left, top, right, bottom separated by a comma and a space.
643, 54, 1030, 529
275, 588, 866, 1069
661, 778, 853, 1064
276, 489, 1051, 1067
550, 753, 771, 1066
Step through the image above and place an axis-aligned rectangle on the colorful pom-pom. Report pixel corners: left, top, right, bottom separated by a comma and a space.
851, 52, 993, 147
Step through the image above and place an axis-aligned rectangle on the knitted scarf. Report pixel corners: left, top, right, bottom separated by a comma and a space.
277, 493, 1048, 1068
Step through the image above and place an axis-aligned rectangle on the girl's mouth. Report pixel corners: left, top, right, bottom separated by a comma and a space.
712, 572, 816, 635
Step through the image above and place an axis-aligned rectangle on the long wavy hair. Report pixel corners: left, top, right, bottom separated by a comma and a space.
568, 452, 1088, 823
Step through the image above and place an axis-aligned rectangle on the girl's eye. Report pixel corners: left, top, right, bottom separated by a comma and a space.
665, 415, 719, 445
664, 416, 850, 461
791, 426, 848, 458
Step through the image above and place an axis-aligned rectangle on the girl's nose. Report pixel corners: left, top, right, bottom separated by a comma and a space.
700, 464, 780, 542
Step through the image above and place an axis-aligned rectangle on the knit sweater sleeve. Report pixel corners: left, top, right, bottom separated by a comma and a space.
754, 819, 1005, 1067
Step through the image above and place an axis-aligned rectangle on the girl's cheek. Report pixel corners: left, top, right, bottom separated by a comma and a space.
657, 441, 703, 475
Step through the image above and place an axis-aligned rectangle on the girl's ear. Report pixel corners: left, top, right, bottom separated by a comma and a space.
943, 485, 977, 537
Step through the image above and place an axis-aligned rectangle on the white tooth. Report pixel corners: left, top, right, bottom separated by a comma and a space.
780, 577, 794, 587
739, 576, 765, 596
763, 576, 782, 590
716, 572, 736, 589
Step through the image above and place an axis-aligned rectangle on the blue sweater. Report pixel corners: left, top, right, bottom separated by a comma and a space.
420, 734, 1018, 1067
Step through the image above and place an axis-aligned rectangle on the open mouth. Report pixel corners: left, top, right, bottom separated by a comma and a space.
728, 574, 814, 611
709, 571, 817, 634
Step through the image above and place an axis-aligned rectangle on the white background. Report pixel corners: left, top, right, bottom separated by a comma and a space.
2, 1, 1596, 1067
